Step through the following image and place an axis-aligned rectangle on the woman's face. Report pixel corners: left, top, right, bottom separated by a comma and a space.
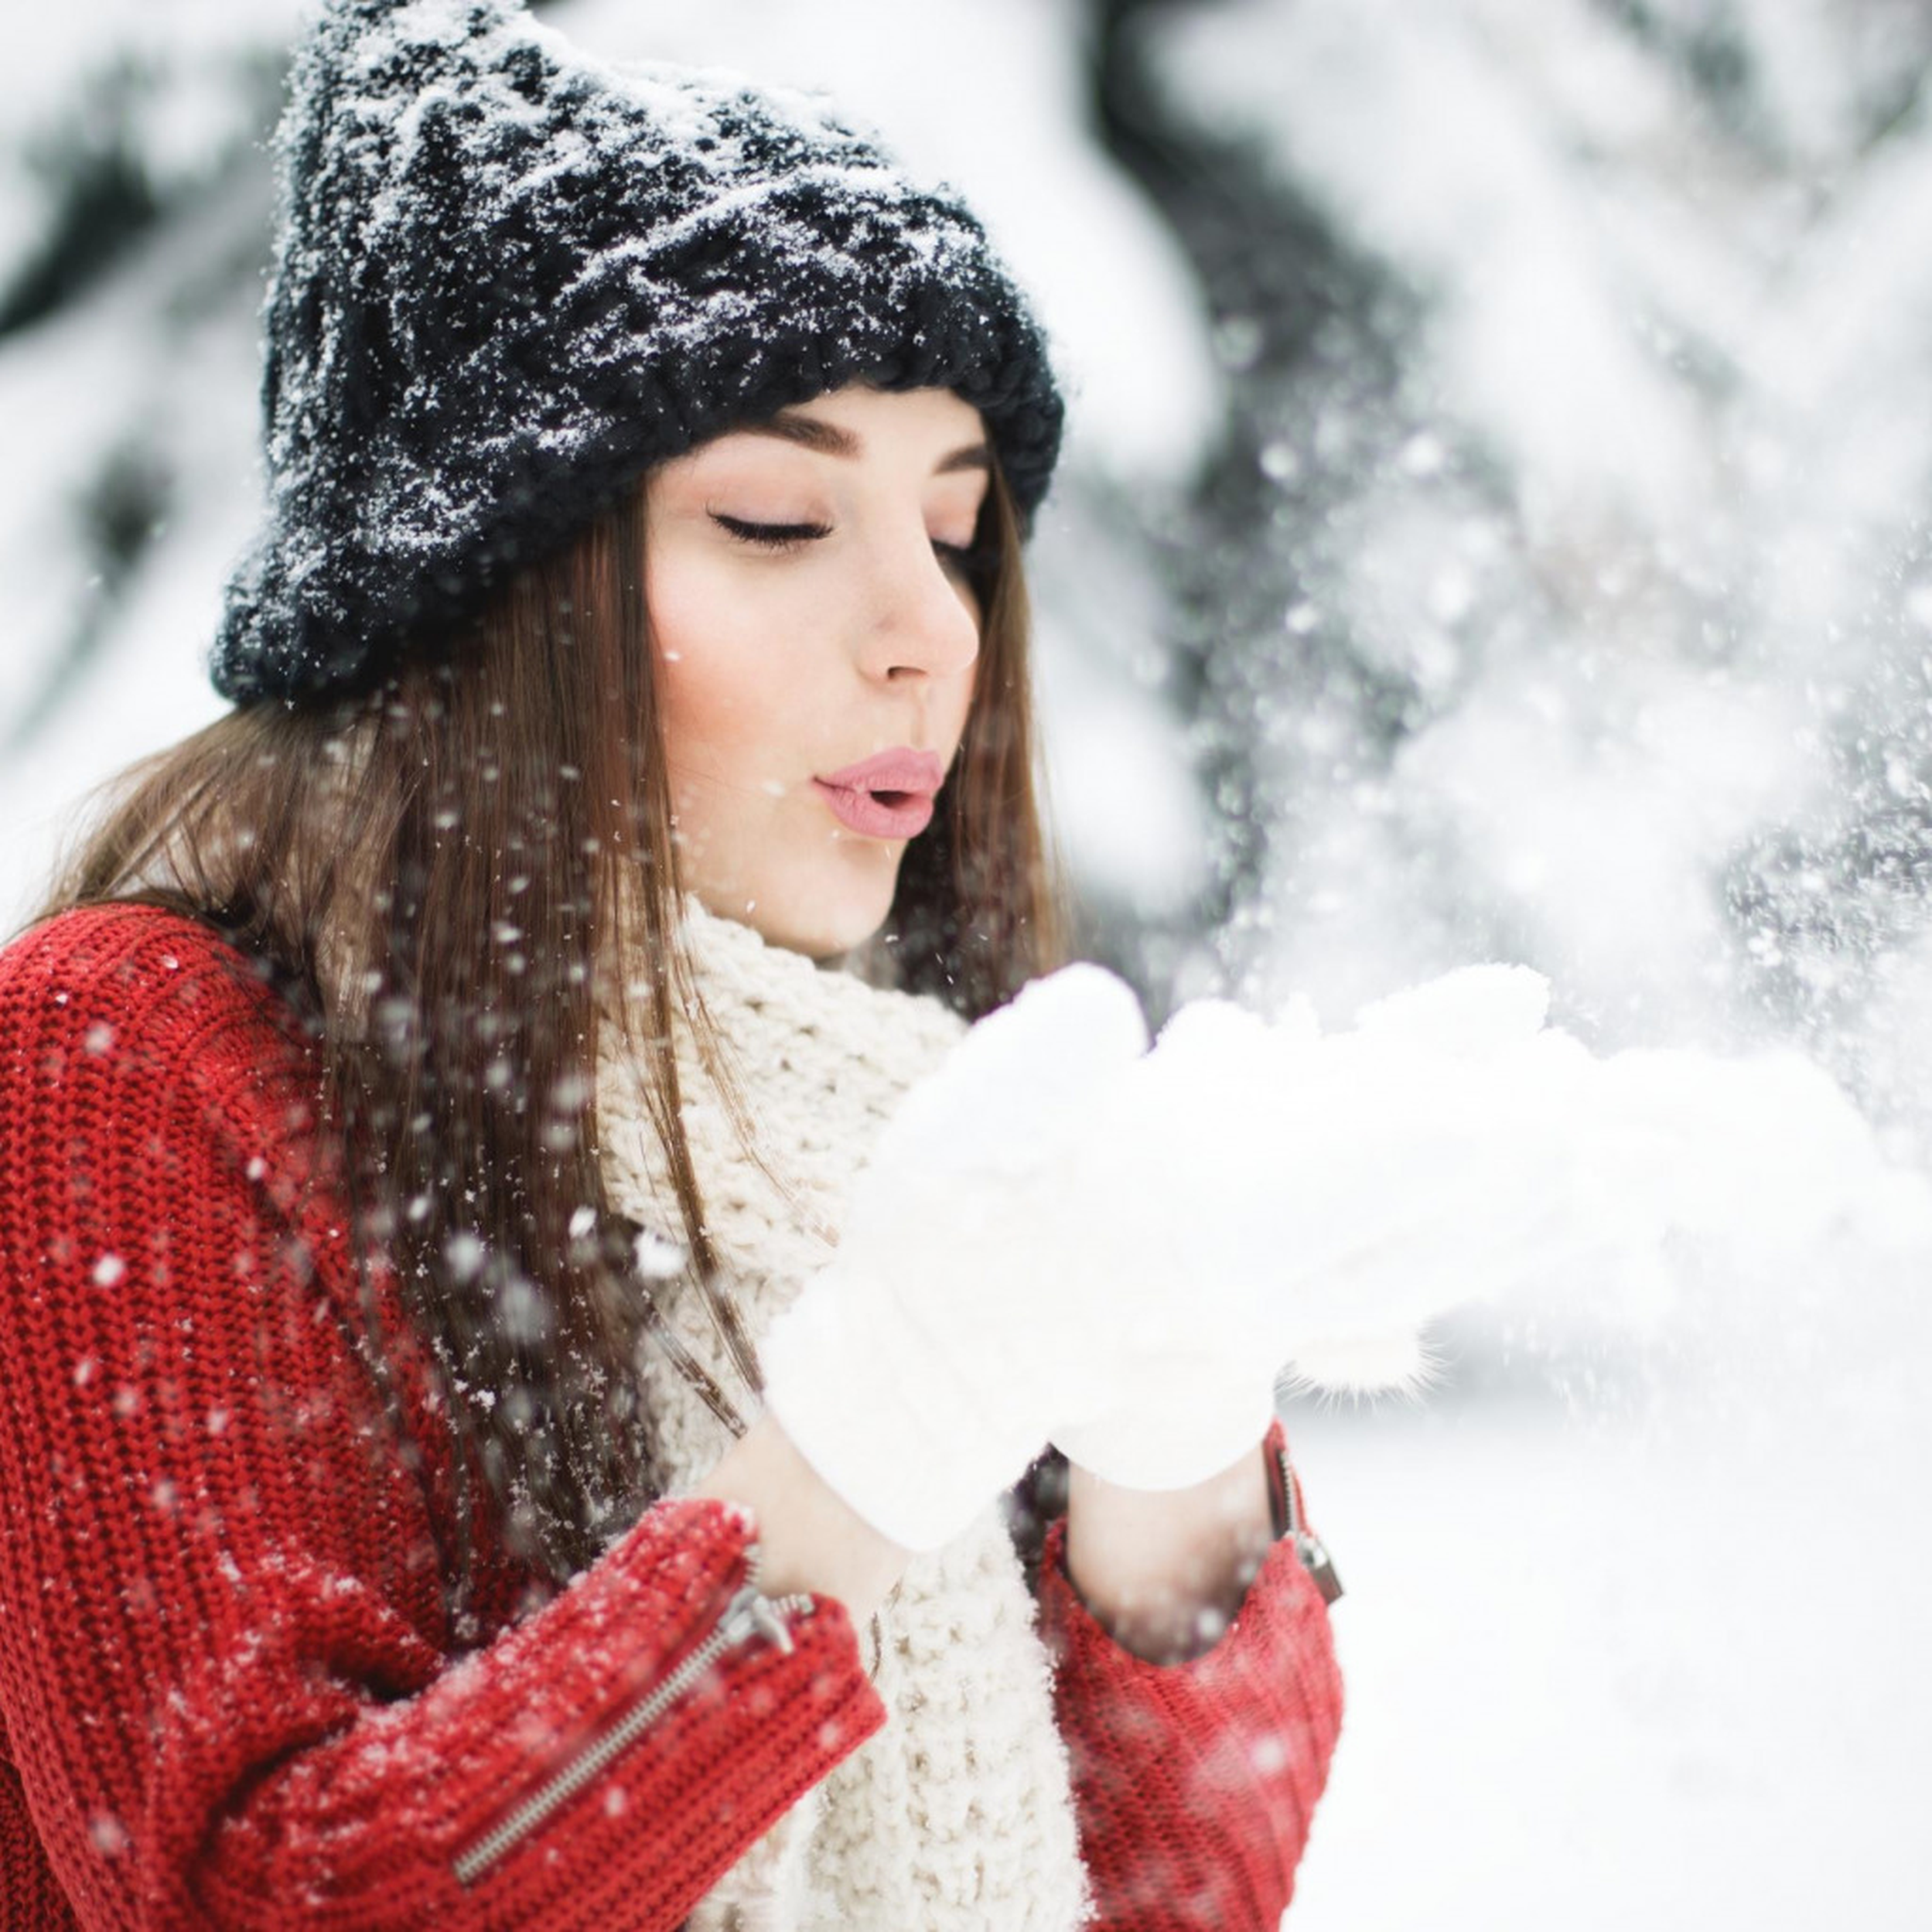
644, 384, 989, 957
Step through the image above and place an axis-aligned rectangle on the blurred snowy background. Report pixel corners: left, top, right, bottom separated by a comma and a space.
5, 1, 1930, 1924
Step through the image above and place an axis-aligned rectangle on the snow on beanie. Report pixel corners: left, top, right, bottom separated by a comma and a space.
210, 0, 1064, 705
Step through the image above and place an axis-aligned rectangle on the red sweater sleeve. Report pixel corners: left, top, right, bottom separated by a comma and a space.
1037, 1425, 1345, 1930
0, 905, 886, 1930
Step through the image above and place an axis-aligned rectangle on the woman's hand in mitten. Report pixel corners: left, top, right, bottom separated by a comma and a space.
1049, 1348, 1279, 1493
758, 962, 1159, 1553
1045, 1000, 1302, 1489
944, 967, 1581, 1497
1051, 961, 1930, 1426
1050, 967, 1606, 1427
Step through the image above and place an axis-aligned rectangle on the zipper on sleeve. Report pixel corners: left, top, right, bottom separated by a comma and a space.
452, 1545, 814, 1886
1273, 1439, 1344, 1607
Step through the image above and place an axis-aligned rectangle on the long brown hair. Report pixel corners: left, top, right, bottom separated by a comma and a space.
17, 454, 1061, 1583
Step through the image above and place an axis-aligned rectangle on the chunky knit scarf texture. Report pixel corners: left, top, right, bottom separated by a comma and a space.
596, 903, 1089, 1931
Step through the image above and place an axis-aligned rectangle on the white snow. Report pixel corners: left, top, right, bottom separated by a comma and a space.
6, 2, 1932, 1925
962, 958, 1932, 1396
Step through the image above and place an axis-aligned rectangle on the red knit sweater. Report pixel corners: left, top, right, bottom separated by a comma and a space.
0, 903, 1342, 1929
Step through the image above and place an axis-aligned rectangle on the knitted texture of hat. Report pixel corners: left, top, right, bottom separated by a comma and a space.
211, 0, 1064, 705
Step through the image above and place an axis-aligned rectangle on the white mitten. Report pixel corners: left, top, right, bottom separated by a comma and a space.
1045, 974, 1581, 1476
1050, 964, 1679, 1431
992, 968, 1589, 1491
771, 955, 1930, 1547
1046, 998, 1292, 1488
1046, 1349, 1280, 1493
1059, 964, 1931, 1417
759, 962, 1155, 1551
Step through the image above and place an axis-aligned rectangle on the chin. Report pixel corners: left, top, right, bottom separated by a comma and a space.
797, 876, 900, 960
731, 852, 902, 961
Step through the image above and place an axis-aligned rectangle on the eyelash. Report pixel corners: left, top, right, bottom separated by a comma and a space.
711, 513, 979, 573
712, 513, 829, 551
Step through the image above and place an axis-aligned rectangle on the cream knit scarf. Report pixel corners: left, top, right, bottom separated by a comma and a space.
596, 902, 1090, 1932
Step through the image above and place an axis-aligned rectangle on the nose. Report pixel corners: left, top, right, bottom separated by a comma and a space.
853, 521, 982, 686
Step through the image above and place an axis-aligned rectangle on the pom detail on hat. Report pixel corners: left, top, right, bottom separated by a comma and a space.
212, 0, 1063, 705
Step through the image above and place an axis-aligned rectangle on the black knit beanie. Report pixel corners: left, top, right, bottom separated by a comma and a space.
210, 0, 1064, 706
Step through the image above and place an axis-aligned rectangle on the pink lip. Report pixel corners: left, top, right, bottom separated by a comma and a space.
813, 747, 946, 840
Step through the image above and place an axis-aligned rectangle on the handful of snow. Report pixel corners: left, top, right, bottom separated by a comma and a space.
1155, 967, 1928, 1388
872, 959, 1932, 1397
767, 957, 1931, 1542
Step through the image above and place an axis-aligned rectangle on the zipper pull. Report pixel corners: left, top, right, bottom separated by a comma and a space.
1294, 1529, 1345, 1606
716, 1579, 798, 1656
1272, 1440, 1344, 1606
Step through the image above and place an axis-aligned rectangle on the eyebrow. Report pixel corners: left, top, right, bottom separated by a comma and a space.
743, 412, 992, 475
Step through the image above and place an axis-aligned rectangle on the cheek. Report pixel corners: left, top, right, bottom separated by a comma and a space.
934, 654, 978, 763
648, 558, 788, 766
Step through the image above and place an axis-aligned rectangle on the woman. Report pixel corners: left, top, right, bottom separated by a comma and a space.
0, 2, 1341, 1926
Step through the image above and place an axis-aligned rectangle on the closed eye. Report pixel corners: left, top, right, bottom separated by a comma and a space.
714, 514, 982, 583
711, 513, 831, 550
